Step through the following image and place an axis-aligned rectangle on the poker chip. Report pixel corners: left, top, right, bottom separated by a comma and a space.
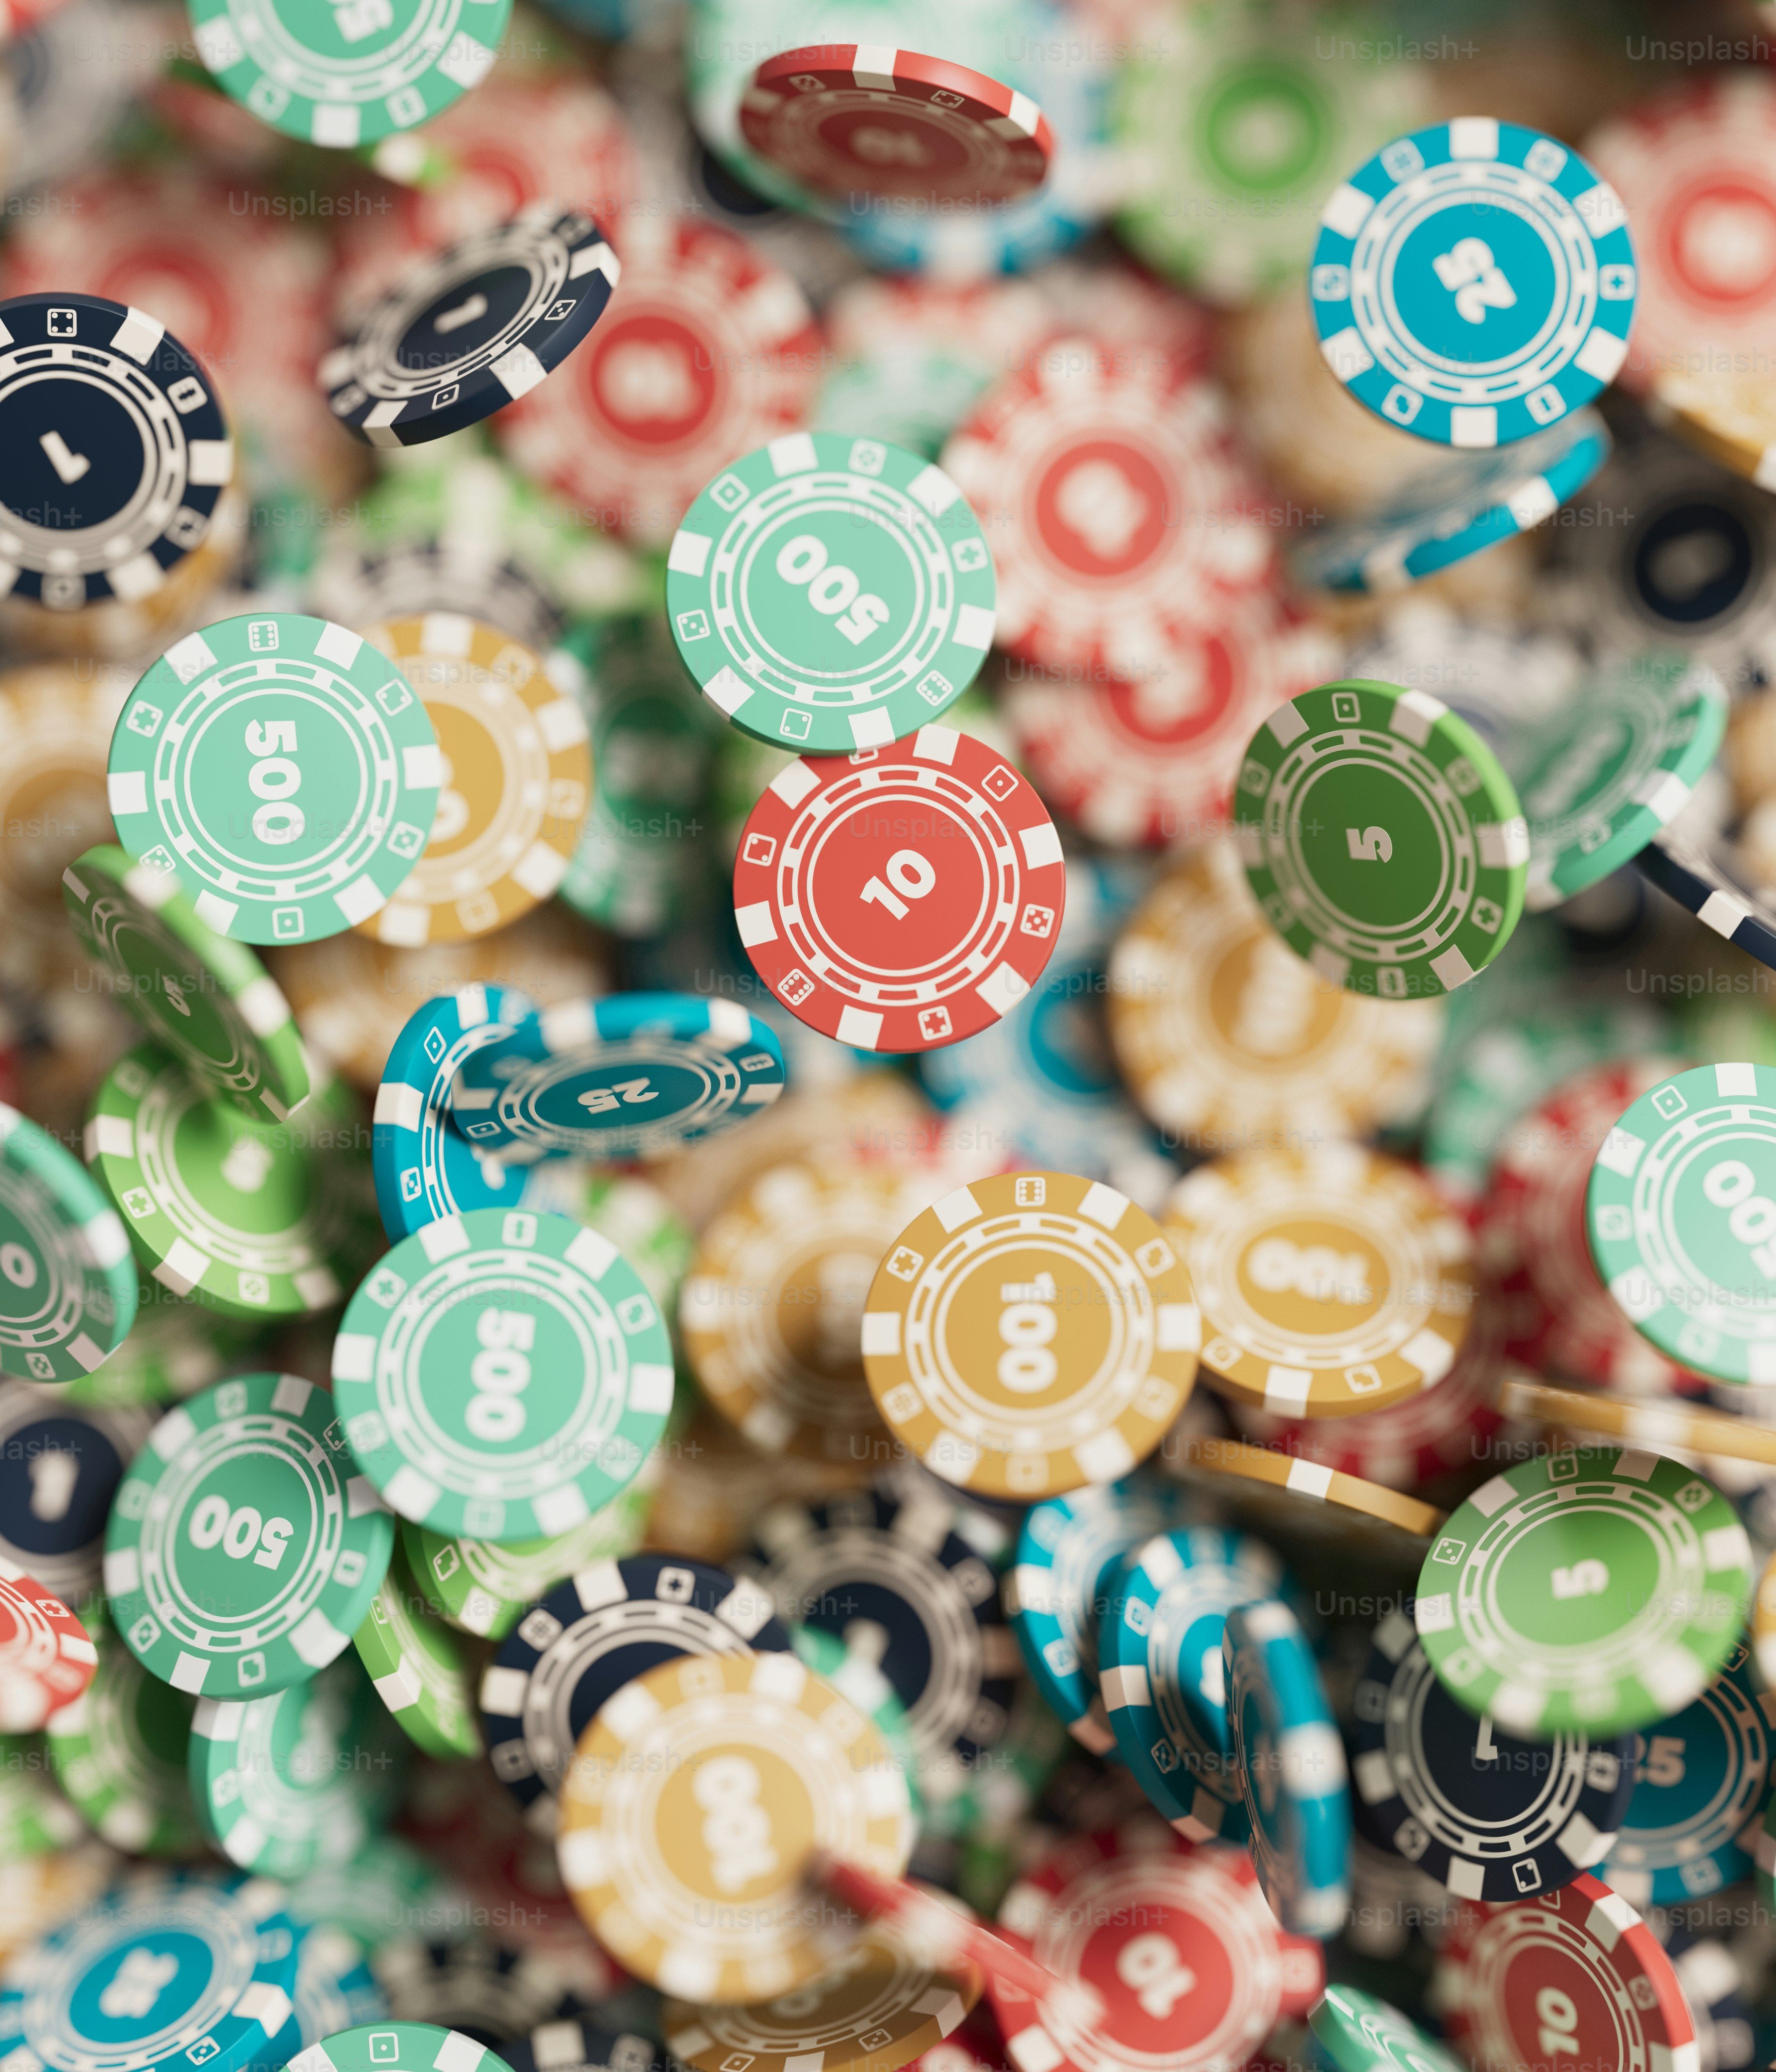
0, 1385, 149, 1603
1107, 843, 1443, 1151
1005, 1479, 1194, 1757
501, 2022, 663, 2072
1170, 1437, 1445, 1573
0, 1561, 94, 1729
0, 291, 232, 609
860, 1170, 1201, 1500
352, 617, 591, 945
189, 0, 511, 147
1432, 1873, 1696, 2072
1165, 1147, 1475, 1419
1502, 1377, 1776, 1472
1224, 1600, 1350, 1939
103, 1370, 395, 1700
666, 431, 997, 754
85, 1043, 376, 1318
1584, 1059, 1776, 1387
106, 612, 444, 945
1309, 119, 1637, 449
0, 1868, 301, 2072
739, 45, 1053, 208
1234, 677, 1529, 999
1349, 1601, 1633, 1905
481, 1554, 790, 1828
665, 1904, 982, 2072
681, 1160, 937, 1459
1654, 367, 1776, 490
0, 1103, 136, 1383
993, 1824, 1325, 2072
370, 1941, 580, 2051
351, 1539, 481, 1759
939, 343, 1271, 684
44, 1608, 202, 1855
446, 991, 785, 1158
745, 1485, 1020, 1774
190, 1650, 401, 1877
62, 845, 312, 1124
292, 2024, 518, 2072
1414, 1447, 1753, 1738
1307, 1987, 1466, 2072
1293, 412, 1612, 594
791, 1623, 923, 1825
1100, 1526, 1297, 1843
1637, 829, 1776, 975
556, 1649, 916, 2002
333, 1205, 672, 1542
732, 726, 1066, 1053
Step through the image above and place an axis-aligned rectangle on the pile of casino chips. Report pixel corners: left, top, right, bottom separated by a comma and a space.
13, 6, 1776, 2072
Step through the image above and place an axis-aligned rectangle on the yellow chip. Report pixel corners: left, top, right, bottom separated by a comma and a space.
860, 1170, 1200, 1500
1500, 1377, 1776, 1473
1106, 844, 1442, 1154
1171, 1435, 1445, 1571
1654, 366, 1776, 489
356, 613, 592, 945
1756, 1547, 1776, 1692
664, 1908, 982, 2072
681, 1161, 939, 1462
558, 1650, 914, 2005
1163, 1145, 1473, 1419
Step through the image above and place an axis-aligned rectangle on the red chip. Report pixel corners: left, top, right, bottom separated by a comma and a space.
496, 218, 823, 546
1435, 1874, 1697, 2072
739, 44, 1055, 208
0, 1559, 96, 1731
992, 1825, 1324, 2072
941, 341, 1276, 682
733, 725, 1067, 1055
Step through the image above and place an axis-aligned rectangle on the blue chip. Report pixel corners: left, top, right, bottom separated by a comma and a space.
447, 991, 786, 1159
1006, 1477, 1195, 1755
0, 1384, 151, 1604
1225, 1598, 1350, 1939
1310, 119, 1637, 449
478, 1555, 791, 1827
372, 985, 555, 1241
0, 1869, 301, 2072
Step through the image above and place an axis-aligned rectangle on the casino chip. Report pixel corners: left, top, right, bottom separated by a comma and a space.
1349, 1602, 1633, 1905
0, 1384, 150, 1602
666, 1903, 982, 2072
681, 1159, 937, 1459
557, 1649, 916, 2001
189, 0, 511, 146
940, 343, 1271, 685
0, 1869, 300, 2072
190, 1650, 402, 1877
85, 1044, 377, 1318
0, 292, 231, 608
502, 2022, 662, 2072
104, 1370, 395, 1699
1638, 829, 1776, 976
106, 612, 444, 945
1307, 1987, 1466, 2072
1503, 1377, 1776, 1474
1293, 412, 1612, 594
745, 1485, 1020, 1776
0, 1102, 135, 1382
351, 1539, 481, 1759
666, 431, 997, 753
370, 1941, 581, 2052
1310, 119, 1637, 448
1234, 677, 1529, 998
1433, 1873, 1696, 2072
291, 2024, 518, 2072
45, 1608, 202, 1855
791, 1624, 923, 1827
739, 45, 1053, 207
1173, 1437, 1444, 1578
352, 617, 591, 944
1414, 1447, 1753, 1738
1655, 367, 1776, 492
499, 218, 824, 549
0, 1560, 93, 1730
1165, 1146, 1475, 1418
1107, 843, 1443, 1151
1585, 1060, 1776, 1386
1225, 1600, 1350, 1939
323, 208, 620, 449
446, 992, 784, 1160
63, 846, 312, 1123
993, 1824, 1325, 2072
732, 726, 1066, 1053
1006, 1479, 1195, 1757
331, 1205, 674, 1541
480, 1555, 790, 1828
1100, 1526, 1298, 1843
863, 1171, 1199, 1500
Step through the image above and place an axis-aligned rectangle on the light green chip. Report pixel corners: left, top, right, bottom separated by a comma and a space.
288, 2023, 517, 2072
1308, 1985, 1467, 2072
45, 1612, 204, 1856
352, 1544, 481, 1757
0, 1103, 136, 1384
